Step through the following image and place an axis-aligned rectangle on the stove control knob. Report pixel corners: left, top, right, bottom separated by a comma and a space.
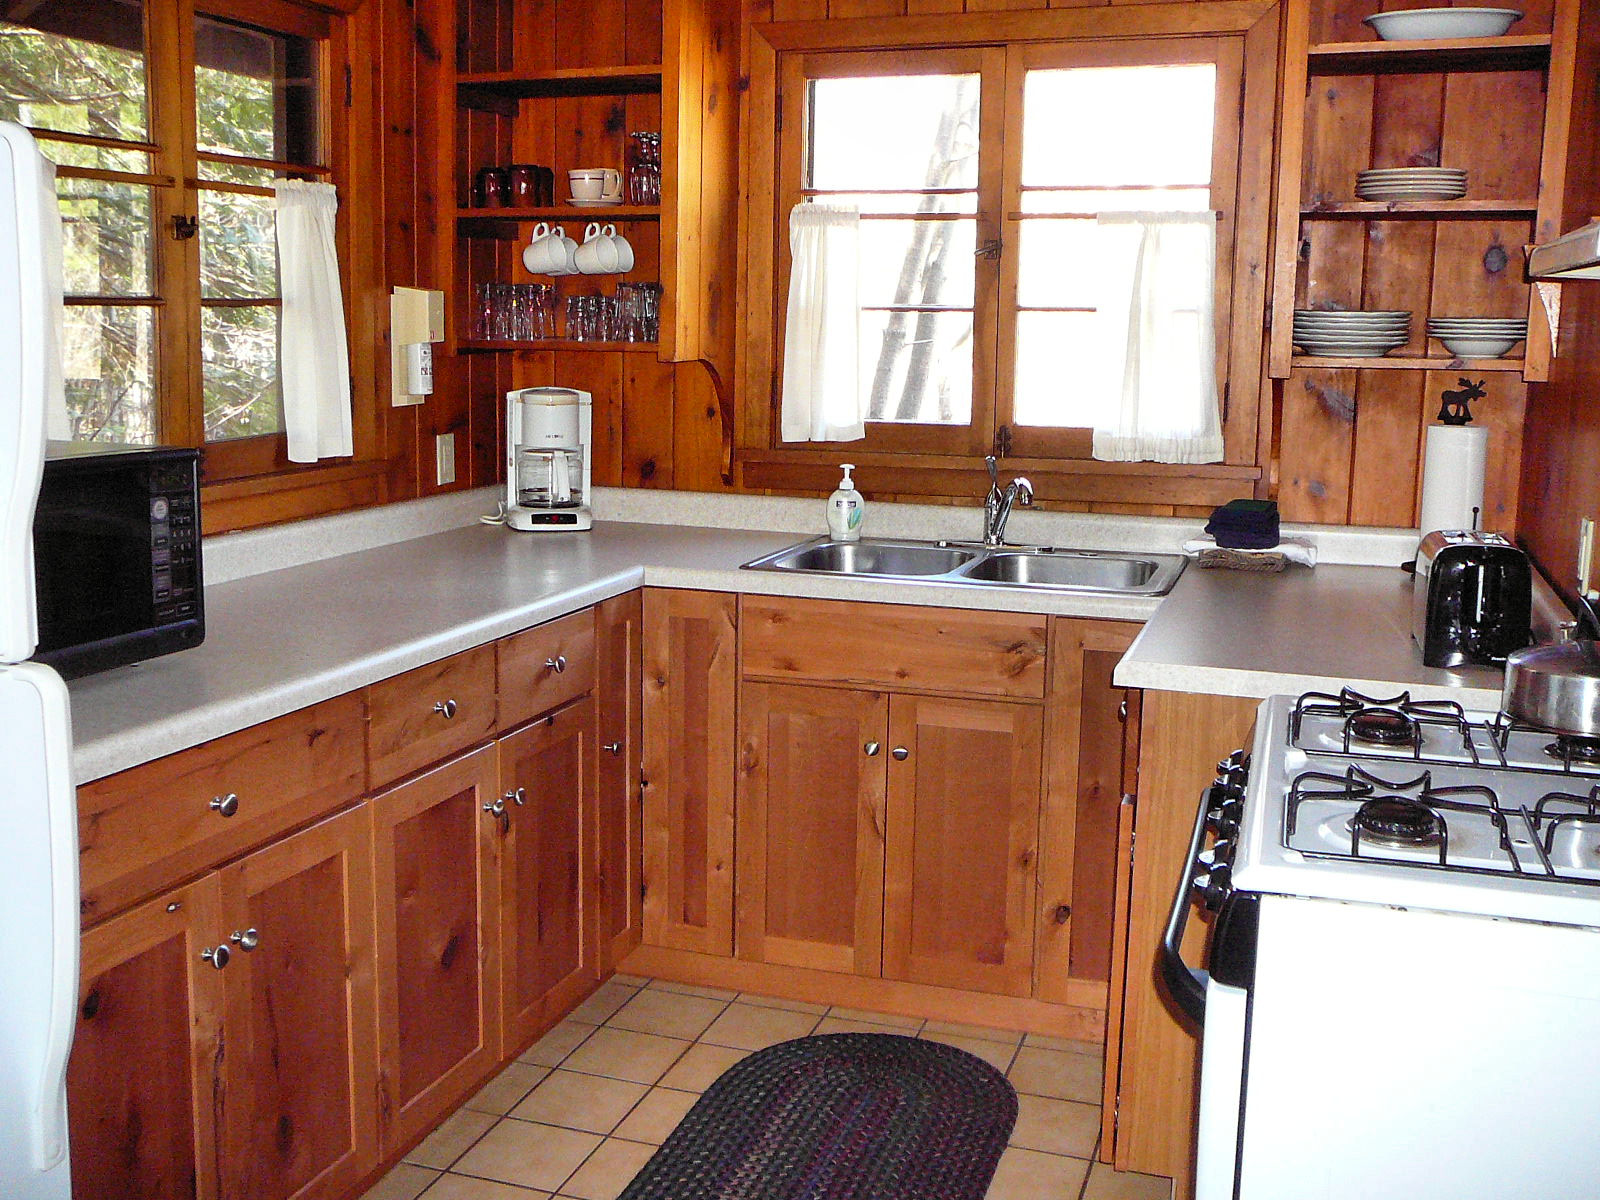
1201, 864, 1233, 910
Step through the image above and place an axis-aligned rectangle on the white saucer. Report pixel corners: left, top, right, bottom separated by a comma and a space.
569, 198, 624, 207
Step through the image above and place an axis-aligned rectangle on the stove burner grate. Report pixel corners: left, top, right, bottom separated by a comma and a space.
1290, 688, 1471, 760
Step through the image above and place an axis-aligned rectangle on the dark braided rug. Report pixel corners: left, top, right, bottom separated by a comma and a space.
617, 1033, 1017, 1200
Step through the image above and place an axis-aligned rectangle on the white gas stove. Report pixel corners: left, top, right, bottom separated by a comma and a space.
1167, 689, 1600, 1200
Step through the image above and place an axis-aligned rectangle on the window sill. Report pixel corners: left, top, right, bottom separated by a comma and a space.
201, 459, 394, 534
737, 449, 1261, 508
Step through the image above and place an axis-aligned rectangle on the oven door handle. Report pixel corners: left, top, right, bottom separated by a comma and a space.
1160, 783, 1219, 1025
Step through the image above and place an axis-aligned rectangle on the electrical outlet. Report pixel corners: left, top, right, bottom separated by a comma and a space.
1580, 516, 1597, 599
435, 433, 456, 486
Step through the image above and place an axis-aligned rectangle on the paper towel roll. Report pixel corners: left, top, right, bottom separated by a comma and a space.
1419, 423, 1488, 534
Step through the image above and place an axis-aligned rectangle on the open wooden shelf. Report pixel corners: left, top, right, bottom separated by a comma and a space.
1289, 354, 1527, 371
458, 64, 663, 100
1299, 199, 1539, 218
457, 206, 661, 234
1307, 33, 1551, 73
459, 339, 660, 353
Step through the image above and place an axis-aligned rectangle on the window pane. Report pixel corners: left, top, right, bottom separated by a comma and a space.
60, 177, 153, 297
199, 158, 279, 187
195, 15, 320, 165
202, 304, 282, 440
1022, 187, 1211, 215
63, 304, 157, 444
1013, 311, 1108, 429
860, 219, 975, 308
809, 73, 979, 193
822, 191, 977, 216
37, 139, 149, 175
1021, 64, 1215, 188
200, 189, 278, 299
861, 309, 972, 425
0, 0, 149, 143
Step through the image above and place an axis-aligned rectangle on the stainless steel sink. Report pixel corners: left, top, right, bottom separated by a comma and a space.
742, 536, 1186, 597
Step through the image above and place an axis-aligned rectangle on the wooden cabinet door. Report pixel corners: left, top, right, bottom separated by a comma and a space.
498, 698, 596, 1051
594, 590, 644, 973
641, 588, 737, 955
882, 695, 1042, 998
69, 877, 226, 1200
736, 682, 887, 975
217, 806, 378, 1200
371, 746, 502, 1154
1036, 618, 1141, 1009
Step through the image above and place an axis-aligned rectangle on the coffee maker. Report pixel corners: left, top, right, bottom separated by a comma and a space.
505, 387, 593, 531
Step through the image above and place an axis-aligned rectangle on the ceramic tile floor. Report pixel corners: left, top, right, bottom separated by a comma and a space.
361, 974, 1173, 1200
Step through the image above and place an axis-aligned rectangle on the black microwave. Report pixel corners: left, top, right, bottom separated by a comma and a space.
32, 443, 205, 679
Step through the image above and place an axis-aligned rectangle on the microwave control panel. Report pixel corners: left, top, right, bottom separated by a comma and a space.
148, 458, 199, 626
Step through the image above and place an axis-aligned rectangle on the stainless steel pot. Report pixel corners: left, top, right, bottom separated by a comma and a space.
1502, 640, 1600, 737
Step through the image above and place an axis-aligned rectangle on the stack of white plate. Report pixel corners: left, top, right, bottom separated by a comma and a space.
1427, 316, 1529, 358
1355, 167, 1468, 201
1293, 310, 1412, 357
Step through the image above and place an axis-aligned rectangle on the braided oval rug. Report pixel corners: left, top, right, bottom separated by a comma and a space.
617, 1033, 1018, 1200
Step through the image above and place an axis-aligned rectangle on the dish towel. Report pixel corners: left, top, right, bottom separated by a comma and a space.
1182, 535, 1317, 572
1205, 498, 1280, 549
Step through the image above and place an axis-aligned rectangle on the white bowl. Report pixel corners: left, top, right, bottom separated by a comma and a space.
1438, 335, 1521, 356
1363, 7, 1523, 40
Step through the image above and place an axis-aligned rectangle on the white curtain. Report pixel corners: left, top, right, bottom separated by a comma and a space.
38, 151, 69, 440
274, 180, 353, 462
780, 201, 864, 443
1091, 211, 1223, 464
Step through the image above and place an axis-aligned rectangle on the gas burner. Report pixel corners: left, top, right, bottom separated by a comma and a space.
1546, 736, 1600, 765
1353, 797, 1442, 846
1349, 709, 1419, 747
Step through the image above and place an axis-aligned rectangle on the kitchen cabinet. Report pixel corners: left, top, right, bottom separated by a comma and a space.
370, 745, 503, 1155
497, 698, 596, 1048
595, 591, 645, 972
736, 681, 888, 976
368, 644, 499, 789
641, 587, 737, 955
69, 808, 378, 1200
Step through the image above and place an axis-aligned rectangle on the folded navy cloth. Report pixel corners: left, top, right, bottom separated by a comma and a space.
1205, 499, 1280, 550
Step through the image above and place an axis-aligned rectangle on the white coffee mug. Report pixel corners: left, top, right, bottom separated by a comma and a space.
574, 222, 620, 274
605, 223, 635, 272
568, 167, 622, 203
523, 222, 575, 274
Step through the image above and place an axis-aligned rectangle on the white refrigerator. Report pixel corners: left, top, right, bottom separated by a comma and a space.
0, 120, 79, 1200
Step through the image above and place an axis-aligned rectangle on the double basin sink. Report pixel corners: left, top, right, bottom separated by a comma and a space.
742, 536, 1186, 597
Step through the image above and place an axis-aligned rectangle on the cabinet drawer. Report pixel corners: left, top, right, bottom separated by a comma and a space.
740, 596, 1048, 699
368, 644, 498, 786
77, 692, 366, 925
498, 608, 596, 728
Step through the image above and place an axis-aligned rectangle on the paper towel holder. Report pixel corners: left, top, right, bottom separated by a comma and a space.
1437, 377, 1486, 425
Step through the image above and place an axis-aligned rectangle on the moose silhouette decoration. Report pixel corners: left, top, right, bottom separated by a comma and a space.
1437, 378, 1487, 426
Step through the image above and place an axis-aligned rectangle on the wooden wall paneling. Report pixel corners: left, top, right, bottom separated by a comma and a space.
513, 0, 558, 72
459, 0, 510, 72
1277, 367, 1357, 523
1525, 0, 1581, 380
673, 361, 733, 491
1428, 219, 1533, 322
1425, 368, 1527, 532
554, 350, 627, 483
1346, 371, 1426, 526
624, 353, 679, 486
662, 0, 705, 364
1442, 70, 1543, 200
1302, 72, 1374, 209
1268, 0, 1311, 378
682, 0, 743, 384
772, 0, 828, 21
627, 0, 666, 64
556, 94, 629, 200
380, 0, 423, 497
557, 0, 628, 69
1363, 222, 1435, 356
905, 0, 963, 16
830, 0, 907, 19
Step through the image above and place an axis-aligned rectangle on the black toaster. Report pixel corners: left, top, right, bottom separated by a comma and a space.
1412, 531, 1532, 668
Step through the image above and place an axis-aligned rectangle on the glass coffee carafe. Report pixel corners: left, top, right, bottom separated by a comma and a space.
516, 446, 585, 509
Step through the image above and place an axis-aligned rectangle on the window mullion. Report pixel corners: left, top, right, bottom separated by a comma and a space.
974, 45, 1010, 458
148, 0, 205, 450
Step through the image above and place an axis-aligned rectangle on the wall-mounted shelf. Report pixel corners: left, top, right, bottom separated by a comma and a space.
1289, 355, 1527, 371
1299, 199, 1539, 219
458, 65, 664, 114
459, 339, 660, 354
1307, 34, 1551, 73
457, 206, 662, 236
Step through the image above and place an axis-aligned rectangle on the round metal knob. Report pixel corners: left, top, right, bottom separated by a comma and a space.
545, 655, 567, 674
603, 741, 622, 755
434, 699, 458, 719
483, 797, 506, 817
891, 746, 909, 761
505, 787, 526, 807
201, 945, 230, 970
210, 793, 239, 818
864, 741, 881, 757
230, 928, 260, 952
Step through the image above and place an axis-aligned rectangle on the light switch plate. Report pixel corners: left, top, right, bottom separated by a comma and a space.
435, 433, 456, 486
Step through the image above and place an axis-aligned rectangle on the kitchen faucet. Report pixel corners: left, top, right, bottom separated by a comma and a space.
982, 455, 1033, 547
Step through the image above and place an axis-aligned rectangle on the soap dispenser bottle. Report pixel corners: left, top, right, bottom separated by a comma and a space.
827, 463, 864, 542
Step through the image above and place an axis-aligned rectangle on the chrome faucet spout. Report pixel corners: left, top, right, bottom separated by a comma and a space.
981, 464, 1033, 548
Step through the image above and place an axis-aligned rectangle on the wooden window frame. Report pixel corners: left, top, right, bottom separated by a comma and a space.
23, 0, 386, 532
737, 1, 1280, 507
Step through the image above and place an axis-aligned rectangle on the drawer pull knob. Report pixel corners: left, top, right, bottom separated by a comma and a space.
230, 928, 260, 952
604, 741, 622, 755
210, 793, 239, 818
864, 741, 881, 757
891, 746, 910, 761
545, 655, 567, 674
433, 699, 458, 719
483, 797, 506, 817
505, 787, 526, 807
201, 945, 230, 970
